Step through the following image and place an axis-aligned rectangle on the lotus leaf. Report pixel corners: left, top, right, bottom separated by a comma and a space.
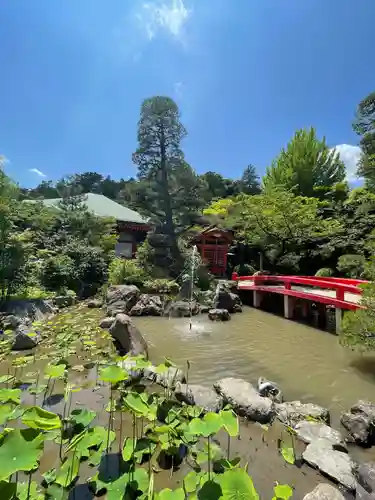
156, 488, 185, 500
55, 453, 81, 488
44, 364, 66, 379
123, 392, 150, 416
183, 470, 202, 493
0, 388, 21, 404
68, 408, 96, 428
94, 468, 149, 500
22, 406, 61, 431
280, 439, 295, 465
0, 429, 45, 481
218, 468, 259, 500
220, 410, 239, 437
122, 437, 157, 463
99, 365, 127, 383
273, 484, 294, 500
0, 404, 22, 425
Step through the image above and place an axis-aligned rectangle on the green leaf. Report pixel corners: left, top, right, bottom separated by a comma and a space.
218, 468, 259, 500
99, 365, 127, 383
183, 470, 201, 493
220, 410, 239, 437
0, 404, 22, 425
189, 418, 207, 436
68, 408, 96, 428
55, 453, 81, 488
122, 437, 156, 464
0, 388, 21, 404
0, 481, 16, 500
123, 391, 149, 416
0, 375, 14, 384
280, 440, 295, 465
45, 484, 69, 500
0, 429, 45, 481
67, 426, 114, 460
273, 484, 294, 500
22, 406, 61, 431
204, 412, 223, 436
95, 468, 149, 500
15, 481, 44, 500
156, 488, 185, 500
44, 364, 66, 379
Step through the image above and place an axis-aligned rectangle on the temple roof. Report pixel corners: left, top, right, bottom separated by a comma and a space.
28, 193, 148, 224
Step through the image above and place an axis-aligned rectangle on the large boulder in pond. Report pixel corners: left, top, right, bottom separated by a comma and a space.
276, 401, 330, 426
175, 383, 223, 413
53, 295, 76, 309
353, 462, 375, 499
208, 309, 231, 321
100, 317, 115, 329
8, 326, 40, 350
144, 365, 185, 388
214, 377, 275, 423
302, 439, 356, 491
108, 314, 148, 357
106, 285, 140, 316
164, 300, 199, 318
87, 299, 103, 309
294, 421, 346, 450
303, 484, 346, 500
129, 294, 163, 317
341, 400, 375, 446
214, 283, 242, 313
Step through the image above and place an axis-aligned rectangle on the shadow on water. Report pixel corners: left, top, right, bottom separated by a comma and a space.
349, 355, 375, 383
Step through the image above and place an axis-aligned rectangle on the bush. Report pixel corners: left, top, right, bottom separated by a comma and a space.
337, 254, 366, 278
143, 279, 180, 295
315, 267, 334, 277
108, 258, 146, 287
234, 263, 255, 276
40, 255, 74, 292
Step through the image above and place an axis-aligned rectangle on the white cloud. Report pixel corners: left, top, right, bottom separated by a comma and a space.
333, 144, 362, 181
29, 168, 46, 178
137, 0, 191, 42
174, 81, 184, 97
0, 155, 10, 167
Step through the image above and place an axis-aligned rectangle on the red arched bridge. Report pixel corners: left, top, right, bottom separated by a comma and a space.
231, 273, 368, 333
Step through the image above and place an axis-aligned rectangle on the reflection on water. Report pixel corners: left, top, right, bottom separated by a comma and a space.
134, 307, 375, 427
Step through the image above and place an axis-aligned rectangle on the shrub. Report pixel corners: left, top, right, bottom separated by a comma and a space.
108, 258, 146, 287
337, 254, 366, 279
143, 279, 180, 295
234, 263, 255, 276
315, 267, 334, 277
40, 255, 74, 292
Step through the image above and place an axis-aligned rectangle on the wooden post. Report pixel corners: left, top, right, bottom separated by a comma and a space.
335, 308, 343, 334
284, 295, 294, 319
253, 290, 262, 308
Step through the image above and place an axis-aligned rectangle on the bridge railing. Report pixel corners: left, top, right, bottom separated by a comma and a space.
231, 272, 368, 302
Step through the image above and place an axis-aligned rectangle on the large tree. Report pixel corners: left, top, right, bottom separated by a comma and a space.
353, 91, 375, 190
240, 164, 260, 195
263, 128, 346, 197
132, 96, 203, 242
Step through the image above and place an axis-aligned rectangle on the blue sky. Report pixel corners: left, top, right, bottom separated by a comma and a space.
1, 0, 373, 188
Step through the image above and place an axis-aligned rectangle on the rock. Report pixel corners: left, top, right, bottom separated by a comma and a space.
208, 309, 231, 321
53, 295, 76, 308
118, 359, 145, 382
108, 314, 148, 357
87, 299, 103, 309
276, 401, 330, 426
302, 484, 346, 500
144, 365, 185, 388
302, 439, 356, 491
353, 462, 375, 498
1, 299, 55, 321
214, 284, 242, 313
129, 294, 163, 317
100, 317, 115, 329
214, 377, 275, 423
294, 421, 346, 450
356, 484, 373, 500
106, 285, 140, 316
257, 377, 283, 403
233, 304, 243, 313
341, 400, 375, 446
198, 290, 215, 307
164, 300, 199, 318
175, 383, 223, 413
1, 315, 21, 330
199, 305, 211, 314
10, 326, 39, 350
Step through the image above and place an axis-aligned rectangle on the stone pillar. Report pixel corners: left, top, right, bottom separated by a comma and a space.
253, 290, 262, 308
335, 307, 343, 334
284, 295, 294, 319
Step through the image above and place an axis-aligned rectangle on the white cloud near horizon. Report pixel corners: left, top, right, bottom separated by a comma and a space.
137, 0, 191, 42
333, 144, 361, 182
29, 168, 46, 178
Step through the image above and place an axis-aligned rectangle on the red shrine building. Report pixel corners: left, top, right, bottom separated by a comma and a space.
192, 226, 234, 277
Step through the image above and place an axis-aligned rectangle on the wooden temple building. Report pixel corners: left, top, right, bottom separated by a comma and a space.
192, 226, 234, 277
33, 193, 150, 259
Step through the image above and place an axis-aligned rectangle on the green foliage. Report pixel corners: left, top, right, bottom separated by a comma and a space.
263, 128, 346, 197
353, 91, 375, 191
337, 254, 366, 278
143, 278, 180, 295
108, 257, 146, 287
315, 268, 334, 277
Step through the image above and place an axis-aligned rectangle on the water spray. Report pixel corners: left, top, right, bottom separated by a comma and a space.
189, 245, 197, 331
